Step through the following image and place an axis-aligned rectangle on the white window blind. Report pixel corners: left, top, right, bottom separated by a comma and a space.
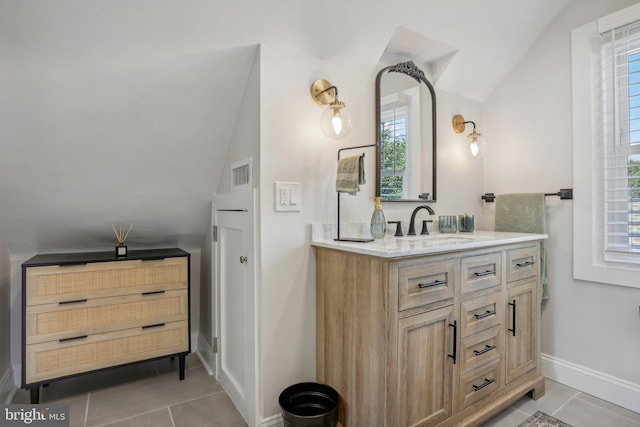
601, 19, 640, 257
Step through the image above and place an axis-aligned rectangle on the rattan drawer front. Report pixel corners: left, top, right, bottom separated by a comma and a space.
461, 252, 501, 295
460, 291, 502, 338
457, 361, 501, 411
459, 326, 502, 375
398, 259, 456, 311
25, 289, 188, 345
506, 246, 538, 284
25, 257, 188, 305
25, 321, 188, 384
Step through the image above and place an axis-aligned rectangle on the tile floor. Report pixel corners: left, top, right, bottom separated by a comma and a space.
11, 356, 640, 427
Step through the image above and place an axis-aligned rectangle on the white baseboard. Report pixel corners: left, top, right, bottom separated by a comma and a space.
195, 334, 216, 376
259, 413, 283, 427
541, 353, 640, 413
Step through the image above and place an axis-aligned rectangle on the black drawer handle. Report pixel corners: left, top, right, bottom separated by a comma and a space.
418, 279, 447, 289
59, 299, 87, 305
474, 270, 496, 277
472, 378, 495, 392
142, 290, 165, 296
474, 345, 496, 356
516, 261, 535, 268
142, 323, 166, 330
474, 310, 497, 320
59, 335, 87, 343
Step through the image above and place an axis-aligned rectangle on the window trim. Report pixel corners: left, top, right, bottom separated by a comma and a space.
572, 8, 640, 289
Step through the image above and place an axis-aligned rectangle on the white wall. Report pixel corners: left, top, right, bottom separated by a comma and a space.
483, 0, 640, 389
0, 243, 12, 403
257, 44, 485, 421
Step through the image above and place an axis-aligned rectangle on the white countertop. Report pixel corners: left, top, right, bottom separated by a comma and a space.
311, 230, 547, 258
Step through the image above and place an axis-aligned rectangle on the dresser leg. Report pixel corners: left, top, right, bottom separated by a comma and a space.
179, 355, 186, 380
30, 387, 40, 404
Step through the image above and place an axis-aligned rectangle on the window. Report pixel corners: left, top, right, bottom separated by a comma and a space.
380, 96, 408, 200
572, 3, 640, 288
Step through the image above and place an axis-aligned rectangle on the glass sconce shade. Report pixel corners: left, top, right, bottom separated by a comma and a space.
466, 130, 487, 158
452, 114, 486, 159
310, 79, 353, 139
321, 102, 353, 139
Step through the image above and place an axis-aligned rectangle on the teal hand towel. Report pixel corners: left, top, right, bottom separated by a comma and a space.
336, 155, 365, 194
495, 193, 548, 299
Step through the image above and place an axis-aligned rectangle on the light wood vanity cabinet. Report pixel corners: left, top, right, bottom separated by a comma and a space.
22, 248, 191, 404
316, 241, 544, 427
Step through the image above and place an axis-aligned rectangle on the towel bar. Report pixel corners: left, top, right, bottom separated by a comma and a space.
335, 143, 377, 242
481, 189, 572, 203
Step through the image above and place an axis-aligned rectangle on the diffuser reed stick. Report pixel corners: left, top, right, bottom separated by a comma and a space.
112, 223, 134, 245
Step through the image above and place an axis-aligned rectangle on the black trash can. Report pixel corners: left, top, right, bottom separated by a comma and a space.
279, 382, 339, 427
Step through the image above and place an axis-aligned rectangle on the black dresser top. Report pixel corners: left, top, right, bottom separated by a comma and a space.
22, 248, 190, 267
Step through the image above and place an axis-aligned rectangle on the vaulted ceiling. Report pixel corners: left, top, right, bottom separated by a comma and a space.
0, 0, 570, 255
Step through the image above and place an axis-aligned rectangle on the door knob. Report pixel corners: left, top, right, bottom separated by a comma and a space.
240, 256, 248, 264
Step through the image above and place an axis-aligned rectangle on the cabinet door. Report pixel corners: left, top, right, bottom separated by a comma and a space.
505, 280, 538, 383
398, 305, 455, 427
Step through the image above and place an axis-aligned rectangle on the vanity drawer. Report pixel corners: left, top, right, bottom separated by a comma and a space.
25, 257, 188, 305
457, 362, 502, 411
397, 258, 456, 311
461, 252, 502, 294
460, 291, 502, 337
25, 289, 189, 345
459, 326, 502, 374
25, 320, 189, 384
506, 246, 538, 284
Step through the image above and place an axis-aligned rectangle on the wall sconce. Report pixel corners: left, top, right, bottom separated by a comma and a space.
310, 79, 353, 139
452, 114, 487, 158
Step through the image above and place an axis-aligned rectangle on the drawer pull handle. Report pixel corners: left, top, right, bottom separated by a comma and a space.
448, 321, 457, 364
59, 299, 88, 305
59, 335, 87, 343
516, 261, 535, 268
142, 323, 166, 330
474, 270, 496, 277
418, 279, 447, 289
472, 378, 495, 392
474, 310, 497, 320
142, 290, 165, 296
508, 299, 517, 336
474, 345, 496, 356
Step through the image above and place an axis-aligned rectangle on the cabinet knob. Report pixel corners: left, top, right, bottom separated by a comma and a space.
240, 256, 248, 264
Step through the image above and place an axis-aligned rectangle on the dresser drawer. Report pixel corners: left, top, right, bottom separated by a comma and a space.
461, 252, 501, 294
460, 291, 502, 337
506, 246, 538, 284
25, 289, 188, 345
25, 257, 188, 305
459, 326, 502, 374
398, 259, 456, 311
457, 361, 501, 411
25, 320, 189, 384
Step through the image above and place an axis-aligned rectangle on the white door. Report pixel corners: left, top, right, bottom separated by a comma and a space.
213, 190, 257, 426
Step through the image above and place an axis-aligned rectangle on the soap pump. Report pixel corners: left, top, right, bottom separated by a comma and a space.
370, 197, 386, 239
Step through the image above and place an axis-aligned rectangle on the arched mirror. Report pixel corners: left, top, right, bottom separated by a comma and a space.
375, 61, 436, 201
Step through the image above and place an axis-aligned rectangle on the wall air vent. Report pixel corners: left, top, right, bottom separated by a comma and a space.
230, 158, 252, 191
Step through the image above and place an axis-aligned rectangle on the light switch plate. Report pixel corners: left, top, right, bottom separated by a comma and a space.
275, 182, 302, 212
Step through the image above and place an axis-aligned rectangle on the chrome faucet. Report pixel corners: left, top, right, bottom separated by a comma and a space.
407, 205, 436, 235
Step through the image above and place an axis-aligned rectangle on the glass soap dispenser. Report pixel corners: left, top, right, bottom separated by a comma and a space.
370, 197, 386, 239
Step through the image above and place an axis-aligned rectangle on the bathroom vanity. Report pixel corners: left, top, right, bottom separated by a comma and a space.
313, 231, 546, 427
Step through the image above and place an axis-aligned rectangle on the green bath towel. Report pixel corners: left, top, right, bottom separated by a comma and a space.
495, 193, 548, 299
336, 155, 365, 194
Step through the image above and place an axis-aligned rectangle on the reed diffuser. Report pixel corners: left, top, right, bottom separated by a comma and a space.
112, 223, 134, 257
